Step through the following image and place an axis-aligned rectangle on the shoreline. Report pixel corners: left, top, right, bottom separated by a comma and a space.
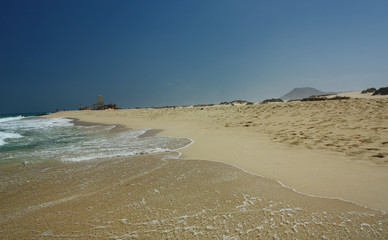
60, 118, 386, 213
48, 97, 388, 212
3, 153, 386, 239
182, 157, 384, 214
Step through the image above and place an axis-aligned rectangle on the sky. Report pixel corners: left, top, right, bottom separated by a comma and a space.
1, 0, 387, 113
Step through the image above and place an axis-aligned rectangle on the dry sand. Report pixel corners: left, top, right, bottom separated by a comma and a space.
1, 93, 388, 239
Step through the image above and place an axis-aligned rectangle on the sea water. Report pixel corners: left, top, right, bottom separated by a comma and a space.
0, 115, 192, 165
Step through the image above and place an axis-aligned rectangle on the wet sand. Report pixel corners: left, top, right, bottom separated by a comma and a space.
1, 153, 387, 239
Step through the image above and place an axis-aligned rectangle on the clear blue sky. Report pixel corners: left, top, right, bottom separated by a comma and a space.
1, 0, 387, 113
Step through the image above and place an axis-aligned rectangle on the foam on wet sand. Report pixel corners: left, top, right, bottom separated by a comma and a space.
1, 154, 387, 239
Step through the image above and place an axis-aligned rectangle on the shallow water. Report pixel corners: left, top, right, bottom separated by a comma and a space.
0, 116, 191, 164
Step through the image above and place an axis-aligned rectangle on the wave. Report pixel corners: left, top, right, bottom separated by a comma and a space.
0, 117, 193, 164
0, 116, 25, 123
0, 117, 73, 132
59, 129, 193, 162
0, 132, 23, 146
0, 117, 74, 150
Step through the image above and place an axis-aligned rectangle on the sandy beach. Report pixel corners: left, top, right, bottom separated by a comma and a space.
1, 93, 388, 239
50, 94, 388, 211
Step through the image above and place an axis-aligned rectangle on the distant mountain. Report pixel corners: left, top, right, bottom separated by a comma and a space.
280, 87, 328, 101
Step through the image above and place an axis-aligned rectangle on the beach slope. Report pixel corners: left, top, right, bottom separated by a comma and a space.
49, 97, 388, 212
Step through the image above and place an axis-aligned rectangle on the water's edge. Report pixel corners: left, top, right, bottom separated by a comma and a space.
62, 117, 386, 215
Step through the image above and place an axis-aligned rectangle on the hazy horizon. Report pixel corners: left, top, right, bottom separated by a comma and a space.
1, 1, 387, 113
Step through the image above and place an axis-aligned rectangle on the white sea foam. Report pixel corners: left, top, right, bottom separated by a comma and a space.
0, 116, 193, 168
0, 116, 193, 164
0, 117, 75, 150
0, 117, 73, 132
59, 129, 192, 161
17, 117, 73, 130
0, 132, 23, 146
61, 147, 171, 162
0, 116, 24, 123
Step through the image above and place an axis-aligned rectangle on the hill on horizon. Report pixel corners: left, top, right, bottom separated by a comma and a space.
280, 87, 329, 101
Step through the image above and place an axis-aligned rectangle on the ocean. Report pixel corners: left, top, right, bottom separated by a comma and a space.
0, 115, 192, 165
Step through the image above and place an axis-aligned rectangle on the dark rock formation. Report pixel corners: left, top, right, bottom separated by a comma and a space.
361, 88, 376, 94
220, 100, 253, 106
372, 87, 388, 96
262, 98, 284, 104
301, 96, 350, 101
